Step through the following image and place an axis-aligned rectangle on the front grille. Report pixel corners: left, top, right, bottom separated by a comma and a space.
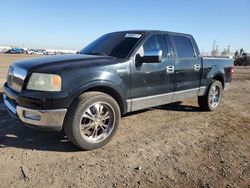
7, 66, 27, 92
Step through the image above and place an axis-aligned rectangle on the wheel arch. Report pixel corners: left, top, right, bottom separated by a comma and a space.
70, 81, 127, 115
213, 73, 225, 88
206, 65, 225, 89
202, 67, 225, 96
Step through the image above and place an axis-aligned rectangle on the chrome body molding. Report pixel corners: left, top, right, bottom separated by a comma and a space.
130, 92, 173, 112
126, 87, 207, 112
127, 99, 132, 113
173, 88, 199, 101
224, 83, 231, 91
198, 86, 206, 96
3, 94, 67, 131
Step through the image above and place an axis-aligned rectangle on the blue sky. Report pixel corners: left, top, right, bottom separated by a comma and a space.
1, 0, 249, 52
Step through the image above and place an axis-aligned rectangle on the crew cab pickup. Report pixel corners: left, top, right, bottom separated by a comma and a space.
3, 30, 234, 150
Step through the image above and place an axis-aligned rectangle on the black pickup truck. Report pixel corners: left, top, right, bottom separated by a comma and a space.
3, 30, 234, 150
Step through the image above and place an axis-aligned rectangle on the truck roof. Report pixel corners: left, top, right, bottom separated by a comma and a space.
110, 30, 192, 37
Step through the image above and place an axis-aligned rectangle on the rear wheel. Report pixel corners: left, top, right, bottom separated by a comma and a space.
198, 80, 223, 111
64, 92, 121, 150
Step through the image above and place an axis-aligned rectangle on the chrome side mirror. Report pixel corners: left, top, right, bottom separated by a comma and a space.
136, 50, 162, 63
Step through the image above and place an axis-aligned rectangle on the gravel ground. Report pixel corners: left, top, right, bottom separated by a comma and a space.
0, 54, 249, 188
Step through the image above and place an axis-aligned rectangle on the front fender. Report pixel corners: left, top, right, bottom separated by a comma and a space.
72, 80, 126, 99
68, 71, 128, 113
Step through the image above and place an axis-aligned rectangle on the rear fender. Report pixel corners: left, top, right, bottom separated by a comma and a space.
204, 65, 225, 94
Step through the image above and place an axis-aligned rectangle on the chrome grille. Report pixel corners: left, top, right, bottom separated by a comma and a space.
7, 66, 27, 92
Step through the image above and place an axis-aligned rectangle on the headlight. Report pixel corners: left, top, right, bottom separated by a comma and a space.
27, 73, 62, 91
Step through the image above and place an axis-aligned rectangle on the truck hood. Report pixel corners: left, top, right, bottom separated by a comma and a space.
12, 54, 118, 72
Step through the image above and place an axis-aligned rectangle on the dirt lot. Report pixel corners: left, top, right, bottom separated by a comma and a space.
0, 54, 249, 188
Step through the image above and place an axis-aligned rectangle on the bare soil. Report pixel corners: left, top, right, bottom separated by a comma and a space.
0, 54, 249, 188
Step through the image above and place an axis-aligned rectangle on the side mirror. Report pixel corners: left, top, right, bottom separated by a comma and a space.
136, 50, 162, 63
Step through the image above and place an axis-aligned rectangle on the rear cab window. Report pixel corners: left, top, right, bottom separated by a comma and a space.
172, 35, 196, 59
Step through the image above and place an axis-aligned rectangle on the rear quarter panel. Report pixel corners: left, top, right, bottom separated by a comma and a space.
201, 57, 233, 88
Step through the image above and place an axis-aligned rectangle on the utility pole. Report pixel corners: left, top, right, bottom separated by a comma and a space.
212, 40, 216, 52
211, 40, 216, 56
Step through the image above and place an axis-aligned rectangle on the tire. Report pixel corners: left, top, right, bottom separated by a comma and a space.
63, 91, 121, 150
198, 80, 223, 111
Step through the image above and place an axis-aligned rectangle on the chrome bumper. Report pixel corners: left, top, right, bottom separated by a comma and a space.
3, 94, 67, 131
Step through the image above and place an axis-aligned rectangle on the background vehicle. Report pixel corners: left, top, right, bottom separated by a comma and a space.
33, 50, 46, 55
234, 51, 250, 66
5, 47, 26, 54
3, 30, 234, 150
27, 49, 35, 54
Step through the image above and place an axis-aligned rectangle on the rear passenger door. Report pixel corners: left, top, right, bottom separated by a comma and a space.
170, 34, 202, 101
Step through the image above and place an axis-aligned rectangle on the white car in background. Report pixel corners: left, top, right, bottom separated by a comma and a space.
27, 49, 35, 54
0, 48, 11, 53
34, 51, 44, 55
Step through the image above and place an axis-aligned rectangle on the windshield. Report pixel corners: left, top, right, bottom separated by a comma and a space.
80, 32, 144, 58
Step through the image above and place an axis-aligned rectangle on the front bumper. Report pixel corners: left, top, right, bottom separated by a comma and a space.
3, 93, 67, 131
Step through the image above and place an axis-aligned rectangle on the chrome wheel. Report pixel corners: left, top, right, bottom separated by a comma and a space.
79, 102, 115, 143
209, 85, 221, 108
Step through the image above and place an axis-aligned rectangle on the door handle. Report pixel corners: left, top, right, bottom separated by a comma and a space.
166, 65, 175, 74
194, 64, 201, 71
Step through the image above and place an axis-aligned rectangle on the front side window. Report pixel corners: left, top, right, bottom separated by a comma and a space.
80, 32, 144, 58
172, 35, 195, 58
138, 35, 168, 58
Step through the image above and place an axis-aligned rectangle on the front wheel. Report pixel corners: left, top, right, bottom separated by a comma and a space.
198, 80, 223, 111
63, 92, 121, 150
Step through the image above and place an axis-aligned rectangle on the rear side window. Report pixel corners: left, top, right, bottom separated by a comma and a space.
172, 35, 195, 58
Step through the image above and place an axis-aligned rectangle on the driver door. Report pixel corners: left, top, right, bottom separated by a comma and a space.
130, 34, 175, 111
